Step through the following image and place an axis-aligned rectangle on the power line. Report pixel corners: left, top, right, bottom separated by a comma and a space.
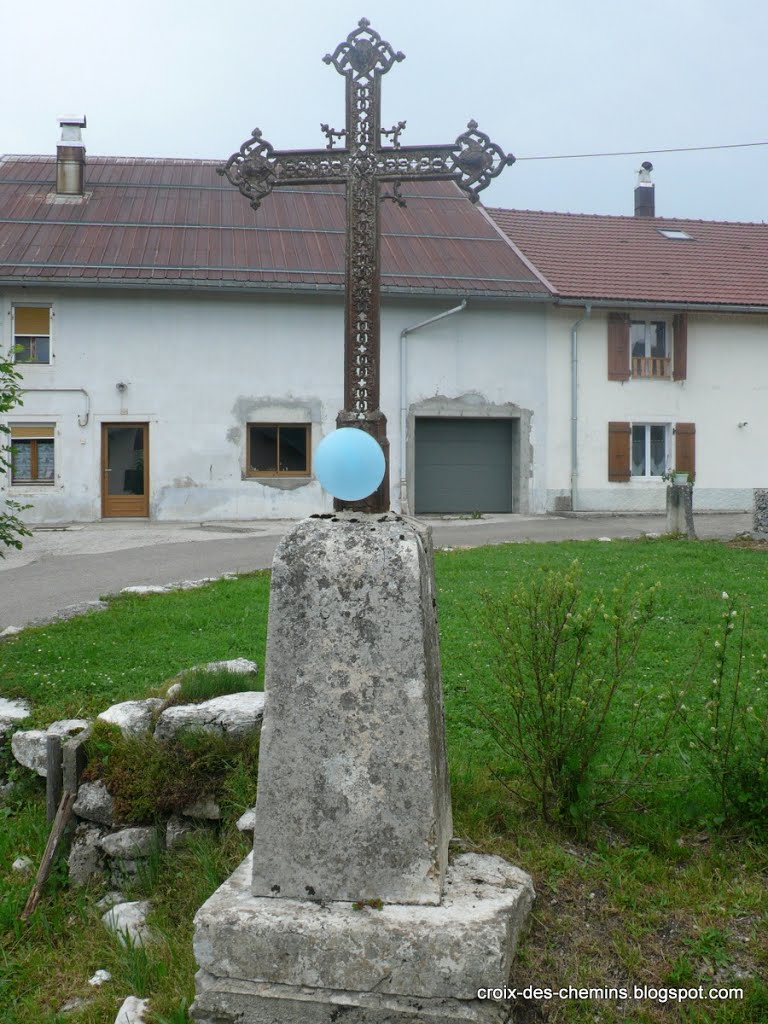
516, 141, 768, 161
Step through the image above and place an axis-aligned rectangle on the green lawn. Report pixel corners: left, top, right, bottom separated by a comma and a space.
1, 539, 766, 1023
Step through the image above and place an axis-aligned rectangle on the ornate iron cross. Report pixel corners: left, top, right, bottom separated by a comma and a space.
219, 18, 514, 512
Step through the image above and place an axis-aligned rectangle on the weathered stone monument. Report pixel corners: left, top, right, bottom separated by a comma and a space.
191, 514, 534, 1023
191, 22, 533, 1023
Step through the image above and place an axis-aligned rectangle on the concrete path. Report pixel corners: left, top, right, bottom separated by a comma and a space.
0, 512, 753, 632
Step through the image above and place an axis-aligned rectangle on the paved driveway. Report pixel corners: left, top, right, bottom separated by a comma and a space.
0, 512, 753, 632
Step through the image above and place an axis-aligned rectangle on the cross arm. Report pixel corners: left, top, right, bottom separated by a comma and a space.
218, 130, 350, 210
376, 122, 515, 203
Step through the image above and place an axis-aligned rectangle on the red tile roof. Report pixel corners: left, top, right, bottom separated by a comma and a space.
0, 156, 548, 298
488, 208, 768, 308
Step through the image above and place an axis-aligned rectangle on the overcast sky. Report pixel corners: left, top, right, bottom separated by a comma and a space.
3, 0, 766, 223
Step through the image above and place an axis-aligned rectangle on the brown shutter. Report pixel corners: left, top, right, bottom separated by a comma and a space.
673, 313, 688, 381
607, 313, 630, 381
608, 422, 631, 481
675, 423, 695, 479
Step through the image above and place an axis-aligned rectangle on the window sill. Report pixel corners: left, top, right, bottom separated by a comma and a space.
242, 475, 313, 491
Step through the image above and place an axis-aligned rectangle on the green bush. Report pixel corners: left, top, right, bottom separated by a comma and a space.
480, 562, 674, 831
678, 595, 768, 829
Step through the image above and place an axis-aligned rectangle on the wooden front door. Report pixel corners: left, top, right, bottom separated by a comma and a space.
101, 423, 149, 517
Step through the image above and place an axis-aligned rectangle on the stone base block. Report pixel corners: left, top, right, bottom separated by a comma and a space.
191, 852, 533, 1023
191, 972, 511, 1023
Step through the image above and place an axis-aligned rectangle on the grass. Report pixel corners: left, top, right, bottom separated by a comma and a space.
1, 538, 767, 1022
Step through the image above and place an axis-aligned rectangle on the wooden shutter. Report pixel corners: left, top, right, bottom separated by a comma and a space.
14, 307, 50, 335
673, 313, 688, 381
675, 423, 695, 479
608, 422, 631, 481
607, 313, 630, 381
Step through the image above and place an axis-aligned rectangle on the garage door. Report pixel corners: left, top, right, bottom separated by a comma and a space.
414, 418, 515, 514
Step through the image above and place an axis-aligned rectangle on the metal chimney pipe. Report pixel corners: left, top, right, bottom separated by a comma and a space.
634, 160, 655, 217
56, 116, 87, 196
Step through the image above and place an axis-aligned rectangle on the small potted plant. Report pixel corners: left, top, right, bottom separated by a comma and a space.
661, 468, 691, 485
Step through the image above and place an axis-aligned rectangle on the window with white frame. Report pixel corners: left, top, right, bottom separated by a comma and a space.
630, 320, 670, 378
631, 424, 668, 478
13, 306, 52, 364
9, 424, 56, 484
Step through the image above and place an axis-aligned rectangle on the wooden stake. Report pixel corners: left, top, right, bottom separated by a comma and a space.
21, 790, 76, 921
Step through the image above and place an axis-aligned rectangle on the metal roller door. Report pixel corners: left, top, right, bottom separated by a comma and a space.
414, 418, 515, 514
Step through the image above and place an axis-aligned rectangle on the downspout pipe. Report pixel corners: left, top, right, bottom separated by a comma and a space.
399, 300, 467, 515
570, 305, 591, 511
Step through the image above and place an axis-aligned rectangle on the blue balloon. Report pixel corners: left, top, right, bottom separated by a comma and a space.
315, 428, 386, 501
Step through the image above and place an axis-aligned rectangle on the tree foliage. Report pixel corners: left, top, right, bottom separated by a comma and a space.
0, 350, 32, 555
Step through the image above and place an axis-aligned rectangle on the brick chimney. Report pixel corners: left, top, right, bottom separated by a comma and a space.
634, 160, 655, 217
56, 116, 86, 196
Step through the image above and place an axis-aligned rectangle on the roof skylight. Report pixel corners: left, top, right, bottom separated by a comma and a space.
658, 228, 693, 240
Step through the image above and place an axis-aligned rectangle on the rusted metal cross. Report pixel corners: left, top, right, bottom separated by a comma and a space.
219, 18, 514, 512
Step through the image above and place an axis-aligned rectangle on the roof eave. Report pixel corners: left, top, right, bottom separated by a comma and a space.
553, 295, 768, 314
0, 276, 549, 303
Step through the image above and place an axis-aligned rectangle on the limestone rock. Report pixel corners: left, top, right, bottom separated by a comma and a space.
154, 691, 265, 741
11, 719, 89, 776
114, 995, 150, 1023
100, 826, 162, 860
166, 813, 194, 848
73, 781, 115, 826
182, 797, 221, 820
236, 808, 256, 833
12, 856, 33, 873
96, 891, 125, 911
68, 823, 108, 885
88, 969, 112, 987
98, 698, 164, 736
102, 900, 154, 947
110, 860, 143, 887
0, 697, 31, 737
203, 657, 258, 675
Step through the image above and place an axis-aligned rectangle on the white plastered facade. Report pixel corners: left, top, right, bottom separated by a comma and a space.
0, 288, 550, 522
545, 307, 768, 512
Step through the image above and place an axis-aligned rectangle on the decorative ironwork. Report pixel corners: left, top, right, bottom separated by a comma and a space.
219, 21, 514, 511
450, 121, 516, 202
320, 123, 347, 150
380, 181, 406, 207
323, 18, 405, 80
217, 129, 278, 211
381, 120, 407, 149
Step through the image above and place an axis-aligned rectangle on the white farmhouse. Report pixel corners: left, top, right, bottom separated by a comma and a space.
1, 122, 766, 522
490, 197, 768, 513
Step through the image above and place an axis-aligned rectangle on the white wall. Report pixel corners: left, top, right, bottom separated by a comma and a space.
1, 288, 550, 522
546, 308, 768, 512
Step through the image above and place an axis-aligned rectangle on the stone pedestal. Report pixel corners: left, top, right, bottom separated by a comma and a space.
666, 483, 696, 538
192, 852, 533, 1024
191, 514, 534, 1023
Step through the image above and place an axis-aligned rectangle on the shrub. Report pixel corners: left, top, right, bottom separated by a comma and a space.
678, 594, 768, 829
480, 562, 673, 830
